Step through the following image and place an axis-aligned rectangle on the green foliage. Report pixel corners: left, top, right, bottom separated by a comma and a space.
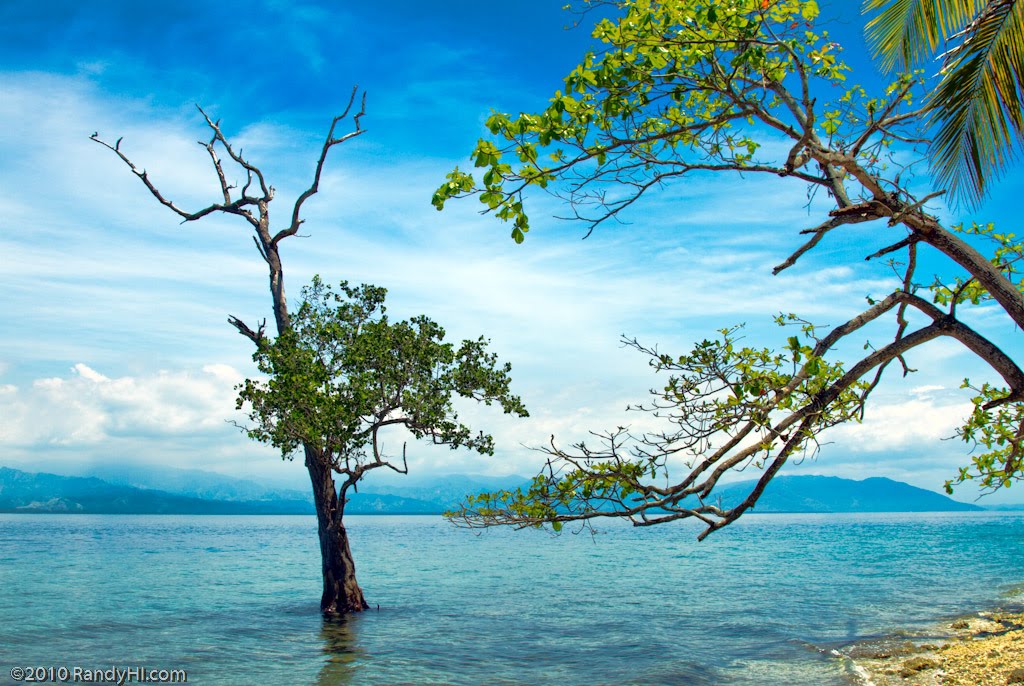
450, 319, 870, 528
948, 380, 1024, 493
236, 276, 528, 465
929, 220, 1024, 495
437, 0, 1024, 532
433, 0, 863, 238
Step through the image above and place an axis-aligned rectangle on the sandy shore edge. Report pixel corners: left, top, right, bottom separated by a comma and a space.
842, 611, 1024, 686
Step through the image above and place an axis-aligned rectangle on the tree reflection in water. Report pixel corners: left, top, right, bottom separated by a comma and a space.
317, 614, 365, 686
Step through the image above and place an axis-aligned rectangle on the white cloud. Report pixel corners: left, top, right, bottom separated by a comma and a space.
2, 70, 1022, 504
73, 363, 109, 383
827, 396, 972, 453
0, 363, 246, 449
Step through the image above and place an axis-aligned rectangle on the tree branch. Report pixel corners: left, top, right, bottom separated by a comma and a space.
91, 132, 262, 228
274, 88, 368, 246
773, 212, 880, 274
195, 105, 273, 201
228, 315, 266, 346
448, 288, 1024, 538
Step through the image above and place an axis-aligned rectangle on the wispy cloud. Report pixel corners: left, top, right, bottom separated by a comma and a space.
827, 391, 971, 454
2, 1, 1022, 503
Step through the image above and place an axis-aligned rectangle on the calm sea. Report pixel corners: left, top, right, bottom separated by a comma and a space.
1, 512, 1022, 685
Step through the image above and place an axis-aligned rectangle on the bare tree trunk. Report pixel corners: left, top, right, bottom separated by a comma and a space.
304, 445, 368, 615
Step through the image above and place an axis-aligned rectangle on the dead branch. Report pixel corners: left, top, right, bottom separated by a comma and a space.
92, 92, 369, 343
228, 316, 267, 346
90, 132, 260, 224
275, 88, 368, 246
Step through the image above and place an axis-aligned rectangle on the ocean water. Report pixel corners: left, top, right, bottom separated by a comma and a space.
1, 512, 1022, 685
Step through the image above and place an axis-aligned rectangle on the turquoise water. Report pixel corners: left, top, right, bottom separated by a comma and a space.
1, 512, 1023, 685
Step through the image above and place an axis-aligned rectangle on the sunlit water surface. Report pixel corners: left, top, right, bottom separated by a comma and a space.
2, 512, 1023, 685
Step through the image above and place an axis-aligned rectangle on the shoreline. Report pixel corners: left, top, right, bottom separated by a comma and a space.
841, 610, 1024, 685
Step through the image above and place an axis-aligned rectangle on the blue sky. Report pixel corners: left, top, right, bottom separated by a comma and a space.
2, 0, 1023, 503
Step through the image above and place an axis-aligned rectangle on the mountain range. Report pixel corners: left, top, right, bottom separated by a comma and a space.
0, 465, 984, 515
706, 475, 982, 513
0, 466, 521, 514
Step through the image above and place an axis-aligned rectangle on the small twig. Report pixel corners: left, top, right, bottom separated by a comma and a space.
865, 235, 918, 262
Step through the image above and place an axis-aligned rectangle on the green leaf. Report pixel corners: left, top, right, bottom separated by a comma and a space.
480, 191, 502, 209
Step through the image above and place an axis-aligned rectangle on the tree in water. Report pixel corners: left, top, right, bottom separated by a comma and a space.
93, 91, 527, 614
432, 0, 1024, 537
237, 276, 527, 612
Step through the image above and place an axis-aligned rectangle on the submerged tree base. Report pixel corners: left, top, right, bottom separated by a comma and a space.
319, 531, 370, 616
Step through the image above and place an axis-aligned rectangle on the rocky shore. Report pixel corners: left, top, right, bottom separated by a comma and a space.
846, 611, 1024, 685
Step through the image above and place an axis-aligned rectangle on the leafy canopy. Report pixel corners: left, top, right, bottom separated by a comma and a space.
435, 0, 1024, 536
237, 276, 528, 472
432, 0, 850, 242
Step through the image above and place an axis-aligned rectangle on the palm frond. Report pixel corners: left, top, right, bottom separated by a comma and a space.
930, 0, 1024, 205
864, 0, 983, 72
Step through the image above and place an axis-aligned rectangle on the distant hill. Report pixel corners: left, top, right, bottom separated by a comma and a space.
0, 467, 314, 514
77, 462, 311, 503
0, 467, 984, 515
707, 475, 983, 513
54, 462, 527, 512
0, 467, 445, 515
359, 473, 530, 510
